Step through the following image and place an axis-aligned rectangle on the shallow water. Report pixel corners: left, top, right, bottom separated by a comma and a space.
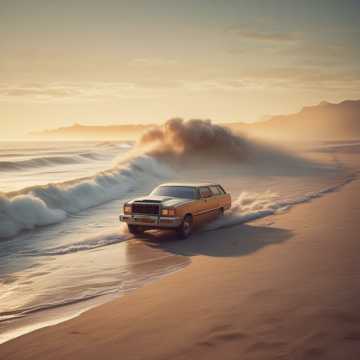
0, 139, 358, 343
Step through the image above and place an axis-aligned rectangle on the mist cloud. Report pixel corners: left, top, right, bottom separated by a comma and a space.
139, 118, 249, 159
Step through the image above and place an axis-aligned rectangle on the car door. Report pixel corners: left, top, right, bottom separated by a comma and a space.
179, 187, 204, 226
209, 185, 221, 209
197, 186, 218, 223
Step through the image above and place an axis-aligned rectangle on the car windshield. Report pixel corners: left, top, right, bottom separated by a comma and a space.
151, 186, 198, 199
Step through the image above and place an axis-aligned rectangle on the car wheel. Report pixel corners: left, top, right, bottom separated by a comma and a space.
218, 208, 224, 217
128, 224, 144, 235
177, 215, 193, 239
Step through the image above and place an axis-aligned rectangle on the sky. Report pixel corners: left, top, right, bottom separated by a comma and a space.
0, 0, 359, 139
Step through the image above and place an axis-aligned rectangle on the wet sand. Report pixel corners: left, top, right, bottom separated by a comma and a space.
1, 169, 359, 359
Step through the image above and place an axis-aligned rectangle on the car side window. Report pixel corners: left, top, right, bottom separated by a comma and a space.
199, 187, 212, 198
216, 185, 226, 194
210, 186, 221, 196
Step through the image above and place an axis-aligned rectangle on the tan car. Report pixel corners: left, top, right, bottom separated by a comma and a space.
119, 182, 231, 238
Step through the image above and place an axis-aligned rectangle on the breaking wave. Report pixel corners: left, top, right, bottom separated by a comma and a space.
0, 155, 171, 238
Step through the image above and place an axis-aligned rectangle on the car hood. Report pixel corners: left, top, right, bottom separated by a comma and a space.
128, 195, 193, 207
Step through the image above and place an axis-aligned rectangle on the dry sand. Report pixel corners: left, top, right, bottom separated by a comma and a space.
1, 178, 360, 360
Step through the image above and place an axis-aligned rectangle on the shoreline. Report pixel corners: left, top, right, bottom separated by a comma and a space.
1, 169, 357, 346
0, 252, 189, 345
1, 176, 359, 359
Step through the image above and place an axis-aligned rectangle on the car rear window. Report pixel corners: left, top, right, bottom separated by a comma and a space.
151, 186, 198, 199
210, 186, 221, 195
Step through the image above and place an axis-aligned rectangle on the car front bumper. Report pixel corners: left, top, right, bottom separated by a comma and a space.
119, 214, 182, 228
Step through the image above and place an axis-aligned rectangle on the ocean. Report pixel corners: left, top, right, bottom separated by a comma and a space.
0, 123, 357, 343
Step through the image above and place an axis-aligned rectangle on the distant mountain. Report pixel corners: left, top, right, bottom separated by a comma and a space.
31, 123, 154, 140
32, 100, 360, 141
228, 100, 360, 140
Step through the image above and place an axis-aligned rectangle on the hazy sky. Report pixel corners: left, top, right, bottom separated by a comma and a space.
1, 0, 359, 138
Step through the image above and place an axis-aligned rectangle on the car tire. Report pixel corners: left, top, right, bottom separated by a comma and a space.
218, 208, 224, 217
177, 215, 193, 239
128, 224, 144, 235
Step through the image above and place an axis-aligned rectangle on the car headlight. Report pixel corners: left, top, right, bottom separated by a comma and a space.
124, 205, 132, 214
161, 208, 176, 217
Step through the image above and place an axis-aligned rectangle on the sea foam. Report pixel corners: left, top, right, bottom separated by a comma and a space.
207, 173, 357, 231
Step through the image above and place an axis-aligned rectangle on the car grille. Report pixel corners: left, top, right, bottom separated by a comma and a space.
132, 203, 160, 215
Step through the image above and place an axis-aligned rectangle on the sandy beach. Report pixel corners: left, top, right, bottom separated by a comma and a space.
1, 166, 359, 360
